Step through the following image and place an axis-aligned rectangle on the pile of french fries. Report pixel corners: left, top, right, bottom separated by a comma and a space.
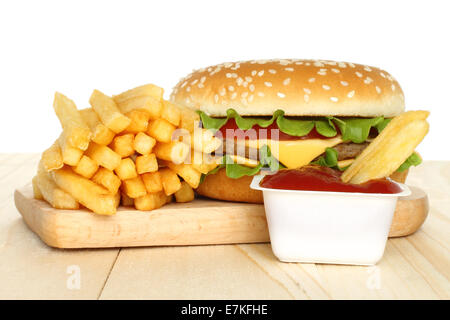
32, 84, 221, 215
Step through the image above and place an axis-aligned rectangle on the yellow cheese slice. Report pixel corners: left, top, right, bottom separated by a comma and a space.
244, 137, 342, 169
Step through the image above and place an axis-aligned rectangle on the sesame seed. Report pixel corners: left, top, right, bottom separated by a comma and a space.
279, 59, 290, 65
304, 94, 310, 102
380, 72, 386, 78
241, 92, 249, 98
200, 76, 206, 83
228, 85, 235, 91
303, 88, 311, 94
330, 97, 338, 102
387, 75, 394, 82
268, 69, 277, 74
257, 92, 265, 97
214, 94, 219, 103
376, 86, 381, 94
181, 81, 188, 88
340, 81, 349, 86
308, 77, 316, 83
322, 85, 331, 90
256, 59, 268, 64
283, 78, 291, 86
226, 73, 232, 78
364, 66, 372, 72
264, 81, 272, 87
348, 62, 356, 68
347, 90, 355, 98
236, 77, 243, 86
231, 92, 237, 99
277, 92, 286, 98
314, 61, 325, 67
248, 94, 254, 102
317, 69, 327, 76
245, 76, 253, 82
231, 73, 238, 78
326, 61, 337, 66
391, 84, 396, 91
186, 86, 191, 92
295, 61, 304, 65
285, 67, 294, 72
355, 71, 363, 78
219, 88, 226, 96
198, 83, 204, 88
191, 79, 198, 85
364, 77, 373, 84
338, 62, 347, 68
331, 68, 340, 73
305, 62, 311, 66
207, 67, 213, 72
242, 81, 248, 88
224, 62, 233, 68
257, 70, 264, 77
251, 70, 257, 76
249, 84, 255, 92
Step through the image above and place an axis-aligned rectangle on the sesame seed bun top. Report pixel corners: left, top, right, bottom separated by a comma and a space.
170, 59, 405, 117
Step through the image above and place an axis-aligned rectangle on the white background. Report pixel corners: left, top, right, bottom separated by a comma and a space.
0, 0, 448, 159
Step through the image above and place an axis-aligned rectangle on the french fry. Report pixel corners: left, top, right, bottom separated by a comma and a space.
161, 100, 181, 126
190, 128, 222, 153
123, 110, 150, 133
85, 142, 121, 171
154, 141, 190, 164
89, 89, 131, 133
58, 132, 83, 166
114, 158, 138, 180
50, 167, 116, 215
110, 133, 135, 158
53, 92, 91, 150
122, 176, 147, 198
178, 104, 200, 133
134, 191, 167, 211
159, 168, 181, 195
165, 162, 201, 189
174, 181, 195, 203
73, 155, 99, 179
121, 192, 134, 207
32, 175, 43, 200
136, 154, 158, 174
114, 192, 121, 208
191, 151, 219, 174
113, 84, 164, 104
141, 171, 163, 193
92, 168, 121, 194
115, 96, 162, 120
134, 132, 156, 155
36, 170, 79, 209
41, 141, 64, 172
342, 111, 430, 184
80, 108, 115, 145
147, 118, 176, 143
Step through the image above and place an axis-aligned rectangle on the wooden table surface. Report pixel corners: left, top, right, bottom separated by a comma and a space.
0, 153, 449, 300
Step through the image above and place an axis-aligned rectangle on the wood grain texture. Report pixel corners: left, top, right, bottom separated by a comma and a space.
1, 154, 449, 299
15, 186, 269, 248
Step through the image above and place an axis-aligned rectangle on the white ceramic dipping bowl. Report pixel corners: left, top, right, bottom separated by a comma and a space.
250, 175, 411, 265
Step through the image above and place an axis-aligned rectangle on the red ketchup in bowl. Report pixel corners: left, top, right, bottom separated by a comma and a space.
260, 166, 402, 194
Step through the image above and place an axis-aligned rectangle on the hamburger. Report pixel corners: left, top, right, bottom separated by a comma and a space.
170, 59, 426, 204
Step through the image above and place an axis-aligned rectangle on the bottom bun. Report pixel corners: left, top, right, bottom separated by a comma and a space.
196, 168, 263, 203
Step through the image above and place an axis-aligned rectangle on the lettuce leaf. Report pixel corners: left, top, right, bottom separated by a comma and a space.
332, 117, 383, 143
197, 109, 388, 143
396, 152, 422, 172
200, 145, 283, 180
310, 147, 348, 171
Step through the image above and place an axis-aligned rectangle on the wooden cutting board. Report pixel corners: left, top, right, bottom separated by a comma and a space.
14, 184, 428, 249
